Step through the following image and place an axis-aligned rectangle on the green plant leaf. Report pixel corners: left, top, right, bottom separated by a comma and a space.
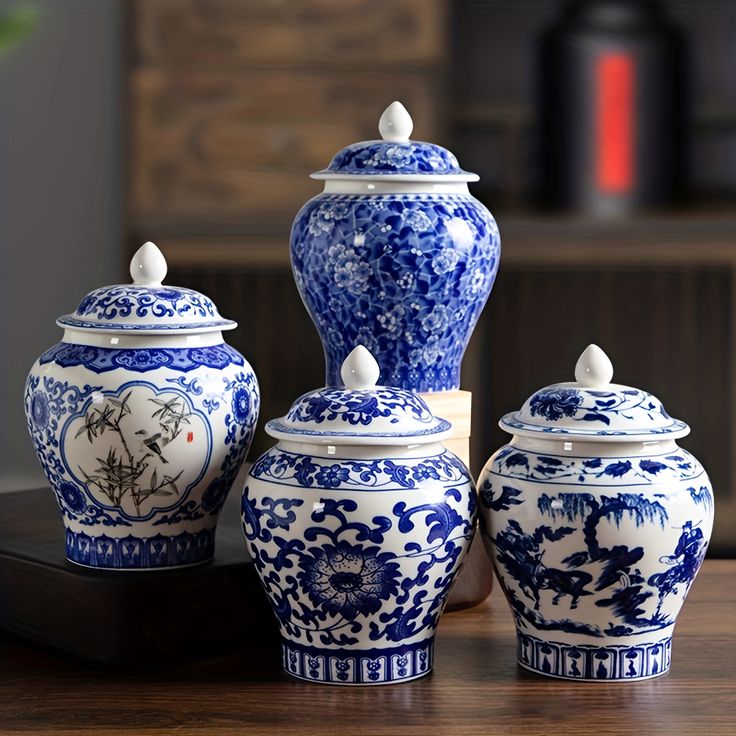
0, 8, 37, 55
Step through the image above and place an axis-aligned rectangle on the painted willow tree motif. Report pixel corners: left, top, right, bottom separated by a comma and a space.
489, 486, 709, 637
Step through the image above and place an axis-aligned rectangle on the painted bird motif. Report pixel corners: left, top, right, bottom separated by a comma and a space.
135, 429, 170, 463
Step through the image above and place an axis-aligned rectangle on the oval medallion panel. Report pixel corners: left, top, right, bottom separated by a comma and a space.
62, 381, 212, 520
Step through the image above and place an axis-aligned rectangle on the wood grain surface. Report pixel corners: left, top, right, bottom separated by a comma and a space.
1, 559, 733, 735
128, 0, 447, 223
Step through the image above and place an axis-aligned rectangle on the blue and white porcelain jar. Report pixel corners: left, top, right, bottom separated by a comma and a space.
242, 346, 476, 685
478, 345, 713, 681
24, 242, 260, 569
290, 102, 500, 392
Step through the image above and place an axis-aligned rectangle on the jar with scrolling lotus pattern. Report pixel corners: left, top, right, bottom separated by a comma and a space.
24, 242, 260, 569
478, 345, 713, 681
242, 346, 476, 685
290, 101, 500, 392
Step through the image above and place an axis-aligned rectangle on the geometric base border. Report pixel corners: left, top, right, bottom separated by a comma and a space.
282, 638, 434, 686
65, 527, 216, 570
517, 632, 672, 681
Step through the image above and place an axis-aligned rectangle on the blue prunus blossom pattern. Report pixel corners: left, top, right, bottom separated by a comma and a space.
322, 140, 466, 176
291, 193, 499, 392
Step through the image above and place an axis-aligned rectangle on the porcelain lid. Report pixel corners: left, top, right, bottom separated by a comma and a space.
266, 346, 452, 445
500, 345, 689, 442
311, 101, 478, 183
57, 242, 237, 335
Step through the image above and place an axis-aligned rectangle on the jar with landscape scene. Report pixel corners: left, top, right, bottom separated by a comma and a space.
478, 345, 713, 680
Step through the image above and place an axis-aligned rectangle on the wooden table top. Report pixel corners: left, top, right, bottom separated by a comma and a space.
1, 559, 734, 736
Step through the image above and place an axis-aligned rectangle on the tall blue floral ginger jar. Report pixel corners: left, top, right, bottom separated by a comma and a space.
290, 101, 500, 392
24, 242, 260, 569
478, 345, 714, 681
242, 345, 476, 685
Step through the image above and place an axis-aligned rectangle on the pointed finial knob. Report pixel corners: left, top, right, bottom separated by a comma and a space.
340, 345, 380, 389
378, 101, 413, 142
130, 241, 167, 286
575, 344, 614, 387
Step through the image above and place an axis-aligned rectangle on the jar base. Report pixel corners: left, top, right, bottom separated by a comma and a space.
65, 527, 216, 570
517, 632, 672, 681
281, 638, 434, 686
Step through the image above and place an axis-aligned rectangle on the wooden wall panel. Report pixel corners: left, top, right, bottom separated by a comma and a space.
133, 0, 446, 69
130, 70, 439, 222
129, 0, 448, 226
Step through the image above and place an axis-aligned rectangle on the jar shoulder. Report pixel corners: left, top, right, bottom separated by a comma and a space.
480, 441, 709, 489
27, 340, 256, 382
291, 191, 499, 234
246, 444, 475, 496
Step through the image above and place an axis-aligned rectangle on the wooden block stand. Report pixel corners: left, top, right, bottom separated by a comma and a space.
0, 489, 276, 665
418, 390, 494, 611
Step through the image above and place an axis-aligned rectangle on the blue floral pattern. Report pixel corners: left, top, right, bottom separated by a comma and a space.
298, 541, 401, 620
243, 451, 475, 684
282, 385, 436, 432
251, 448, 469, 491
75, 284, 215, 318
58, 480, 88, 514
291, 193, 499, 392
29, 390, 50, 428
200, 477, 229, 513
511, 386, 684, 436
201, 370, 260, 517
24, 374, 102, 522
529, 389, 583, 421
322, 140, 466, 177
243, 488, 474, 644
232, 386, 251, 423
39, 342, 244, 374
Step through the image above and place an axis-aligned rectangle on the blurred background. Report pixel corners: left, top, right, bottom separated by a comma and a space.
0, 0, 734, 553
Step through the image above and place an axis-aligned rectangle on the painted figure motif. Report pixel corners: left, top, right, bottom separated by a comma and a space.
479, 345, 713, 680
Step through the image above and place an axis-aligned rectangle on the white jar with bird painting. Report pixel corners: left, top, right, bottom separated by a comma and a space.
24, 242, 260, 569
